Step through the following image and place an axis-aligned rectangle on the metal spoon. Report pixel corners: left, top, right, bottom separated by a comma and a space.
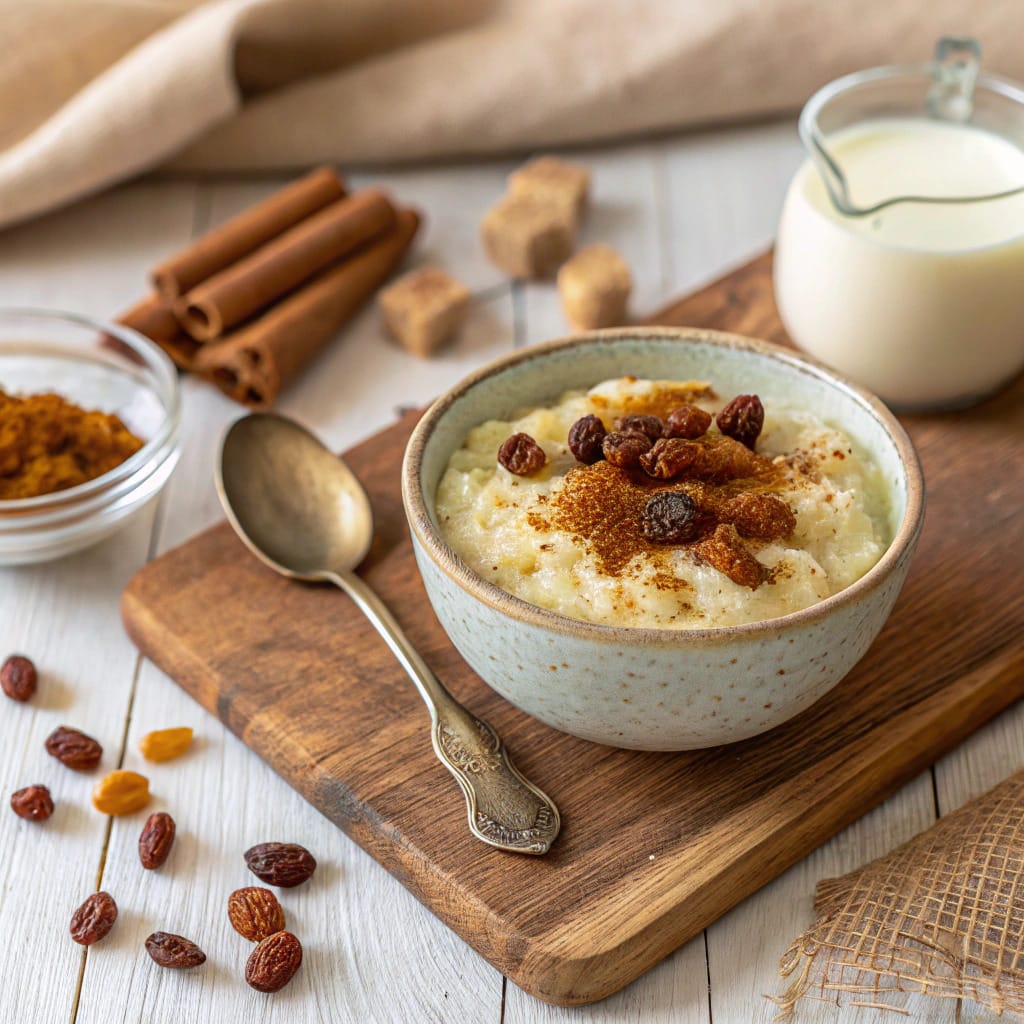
216, 412, 560, 855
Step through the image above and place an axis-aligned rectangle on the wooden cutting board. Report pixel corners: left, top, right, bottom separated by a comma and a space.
121, 252, 1024, 1006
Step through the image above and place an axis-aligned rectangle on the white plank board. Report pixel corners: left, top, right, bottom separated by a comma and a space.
707, 772, 951, 1023
504, 935, 712, 1024
661, 121, 803, 295
0, 183, 195, 1024
349, 160, 517, 295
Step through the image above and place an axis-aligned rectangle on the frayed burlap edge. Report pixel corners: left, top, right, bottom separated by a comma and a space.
770, 769, 1024, 1020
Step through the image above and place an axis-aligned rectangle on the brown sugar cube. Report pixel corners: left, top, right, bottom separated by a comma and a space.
557, 244, 632, 329
508, 156, 591, 220
481, 194, 576, 279
379, 266, 470, 357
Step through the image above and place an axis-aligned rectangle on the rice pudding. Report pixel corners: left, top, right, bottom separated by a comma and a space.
435, 377, 890, 629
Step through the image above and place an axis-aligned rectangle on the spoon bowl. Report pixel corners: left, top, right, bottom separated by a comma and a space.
219, 413, 372, 579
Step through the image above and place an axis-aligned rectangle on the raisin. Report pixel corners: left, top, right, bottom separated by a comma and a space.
228, 887, 286, 943
689, 435, 770, 481
1, 655, 37, 702
45, 726, 103, 771
715, 395, 764, 450
244, 842, 317, 887
722, 492, 796, 540
642, 492, 700, 544
11, 784, 53, 822
694, 524, 764, 589
145, 932, 206, 969
639, 438, 700, 480
567, 415, 606, 463
497, 433, 546, 476
70, 892, 118, 945
246, 930, 303, 992
613, 414, 663, 441
664, 404, 712, 440
138, 812, 176, 869
602, 430, 652, 469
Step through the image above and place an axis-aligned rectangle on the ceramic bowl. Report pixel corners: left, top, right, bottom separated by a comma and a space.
402, 328, 924, 750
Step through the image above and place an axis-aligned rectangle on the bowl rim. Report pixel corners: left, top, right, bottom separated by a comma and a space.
0, 307, 181, 515
401, 326, 926, 646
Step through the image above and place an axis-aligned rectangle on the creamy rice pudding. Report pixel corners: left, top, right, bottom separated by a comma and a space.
435, 377, 890, 629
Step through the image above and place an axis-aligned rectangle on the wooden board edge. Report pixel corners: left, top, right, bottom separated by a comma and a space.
123, 546, 1024, 1007
506, 642, 1024, 1005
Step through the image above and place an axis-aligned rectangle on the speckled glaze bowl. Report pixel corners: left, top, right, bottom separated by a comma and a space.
402, 328, 924, 750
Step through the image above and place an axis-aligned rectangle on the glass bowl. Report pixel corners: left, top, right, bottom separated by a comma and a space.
0, 309, 181, 565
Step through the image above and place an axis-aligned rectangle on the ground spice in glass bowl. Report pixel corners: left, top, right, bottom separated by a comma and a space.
0, 390, 144, 500
0, 309, 180, 565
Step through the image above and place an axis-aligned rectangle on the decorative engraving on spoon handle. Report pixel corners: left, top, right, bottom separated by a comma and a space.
432, 702, 560, 855
326, 569, 560, 855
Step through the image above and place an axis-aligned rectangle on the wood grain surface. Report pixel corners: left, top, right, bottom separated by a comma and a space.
121, 251, 1024, 1007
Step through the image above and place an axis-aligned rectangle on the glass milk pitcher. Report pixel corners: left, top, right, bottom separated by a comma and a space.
774, 38, 1024, 410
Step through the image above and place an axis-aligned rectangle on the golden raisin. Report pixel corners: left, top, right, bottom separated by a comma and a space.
694, 523, 765, 590
664, 404, 712, 440
138, 727, 193, 763
92, 770, 150, 815
721, 492, 796, 541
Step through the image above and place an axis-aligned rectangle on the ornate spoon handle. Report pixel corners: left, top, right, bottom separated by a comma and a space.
324, 570, 560, 855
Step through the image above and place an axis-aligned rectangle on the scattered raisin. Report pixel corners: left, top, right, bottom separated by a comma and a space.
613, 413, 663, 441
664, 404, 712, 440
639, 438, 699, 480
70, 892, 118, 945
228, 887, 286, 943
244, 842, 318, 888
602, 430, 652, 468
45, 726, 103, 771
92, 769, 150, 815
497, 433, 546, 476
138, 727, 193, 763
694, 523, 764, 589
246, 930, 303, 992
642, 492, 700, 544
687, 435, 770, 481
1, 655, 37, 702
138, 812, 176, 870
721, 492, 796, 540
715, 395, 764, 450
10, 784, 54, 822
567, 415, 606, 463
145, 932, 206, 969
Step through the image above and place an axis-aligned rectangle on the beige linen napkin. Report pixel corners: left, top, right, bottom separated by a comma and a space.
1, 0, 1022, 230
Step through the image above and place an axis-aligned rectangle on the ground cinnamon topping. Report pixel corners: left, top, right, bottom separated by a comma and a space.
0, 390, 144, 500
588, 382, 715, 420
529, 436, 791, 586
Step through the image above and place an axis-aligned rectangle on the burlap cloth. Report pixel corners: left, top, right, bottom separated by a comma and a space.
775, 769, 1024, 1018
2, 0, 1023, 230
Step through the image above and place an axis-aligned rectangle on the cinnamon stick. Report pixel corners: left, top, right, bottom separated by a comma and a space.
118, 294, 181, 345
193, 208, 421, 407
177, 190, 397, 341
116, 293, 199, 368
151, 166, 346, 299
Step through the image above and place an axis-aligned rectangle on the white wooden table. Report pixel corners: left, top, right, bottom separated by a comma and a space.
0, 122, 1018, 1024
